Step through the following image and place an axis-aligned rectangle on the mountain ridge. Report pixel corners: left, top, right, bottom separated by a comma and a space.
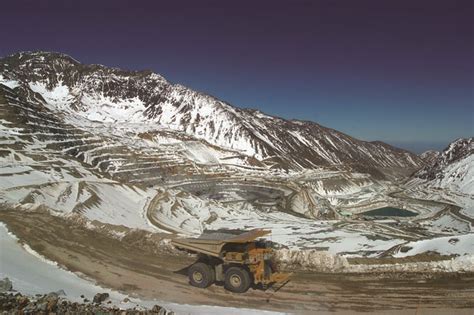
0, 51, 423, 176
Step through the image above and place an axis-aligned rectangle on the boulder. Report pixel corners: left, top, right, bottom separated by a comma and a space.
37, 301, 48, 312
45, 293, 59, 312
0, 278, 13, 292
16, 295, 29, 308
152, 304, 163, 313
23, 300, 38, 312
93, 292, 109, 304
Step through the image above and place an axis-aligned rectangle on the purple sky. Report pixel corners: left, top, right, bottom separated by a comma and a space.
1, 0, 472, 153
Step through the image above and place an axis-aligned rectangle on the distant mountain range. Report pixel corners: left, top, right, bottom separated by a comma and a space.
0, 51, 423, 178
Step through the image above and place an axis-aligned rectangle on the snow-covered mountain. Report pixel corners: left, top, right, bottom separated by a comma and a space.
0, 51, 422, 176
1, 52, 473, 269
419, 150, 441, 166
412, 138, 474, 195
0, 83, 421, 250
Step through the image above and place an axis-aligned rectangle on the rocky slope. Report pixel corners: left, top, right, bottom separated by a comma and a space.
0, 83, 406, 229
0, 291, 173, 315
412, 138, 474, 194
419, 150, 441, 166
0, 51, 423, 176
1, 82, 455, 251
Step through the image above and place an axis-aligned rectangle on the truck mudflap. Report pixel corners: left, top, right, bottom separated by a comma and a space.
269, 272, 292, 292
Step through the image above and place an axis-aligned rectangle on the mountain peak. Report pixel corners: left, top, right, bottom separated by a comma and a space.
411, 137, 474, 195
5, 50, 80, 65
413, 137, 473, 183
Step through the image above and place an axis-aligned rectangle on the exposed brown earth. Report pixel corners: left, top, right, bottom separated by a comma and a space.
1, 209, 473, 314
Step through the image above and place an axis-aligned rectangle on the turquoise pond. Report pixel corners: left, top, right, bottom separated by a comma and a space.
361, 207, 417, 217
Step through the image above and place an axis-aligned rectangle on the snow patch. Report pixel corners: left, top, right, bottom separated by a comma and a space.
0, 74, 19, 89
393, 234, 474, 258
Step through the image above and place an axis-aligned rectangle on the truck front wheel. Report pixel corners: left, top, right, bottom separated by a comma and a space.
188, 262, 215, 288
224, 266, 251, 293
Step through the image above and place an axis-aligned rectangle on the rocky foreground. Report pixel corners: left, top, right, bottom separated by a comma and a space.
0, 292, 173, 315
0, 277, 173, 315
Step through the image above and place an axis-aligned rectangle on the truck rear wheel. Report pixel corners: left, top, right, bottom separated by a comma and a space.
224, 266, 251, 293
188, 262, 215, 288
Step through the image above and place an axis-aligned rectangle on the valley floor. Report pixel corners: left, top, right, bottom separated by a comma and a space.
1, 209, 473, 314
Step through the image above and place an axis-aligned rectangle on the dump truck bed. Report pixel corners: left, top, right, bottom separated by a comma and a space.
171, 228, 271, 257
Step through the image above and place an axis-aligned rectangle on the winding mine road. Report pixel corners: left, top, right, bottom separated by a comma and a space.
1, 210, 473, 315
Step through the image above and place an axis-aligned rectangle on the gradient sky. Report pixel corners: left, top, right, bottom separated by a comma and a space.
1, 0, 472, 153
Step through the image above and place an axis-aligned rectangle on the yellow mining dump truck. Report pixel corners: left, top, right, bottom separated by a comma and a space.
171, 228, 291, 293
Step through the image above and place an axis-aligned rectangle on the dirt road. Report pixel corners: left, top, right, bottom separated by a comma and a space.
1, 210, 473, 314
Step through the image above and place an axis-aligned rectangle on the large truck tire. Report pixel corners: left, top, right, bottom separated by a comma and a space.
224, 266, 251, 293
188, 262, 215, 288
